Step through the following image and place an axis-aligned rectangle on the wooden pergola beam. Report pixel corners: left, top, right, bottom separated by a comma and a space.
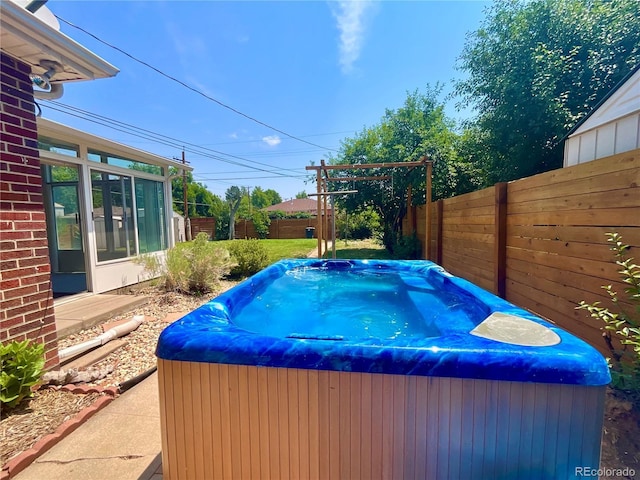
306, 160, 426, 171
309, 156, 432, 260
327, 175, 390, 182
308, 190, 359, 196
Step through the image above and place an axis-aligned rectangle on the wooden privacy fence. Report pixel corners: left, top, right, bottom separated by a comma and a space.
235, 217, 333, 240
403, 150, 640, 353
190, 217, 216, 240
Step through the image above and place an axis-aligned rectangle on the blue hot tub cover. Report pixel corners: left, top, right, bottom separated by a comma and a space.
156, 259, 611, 386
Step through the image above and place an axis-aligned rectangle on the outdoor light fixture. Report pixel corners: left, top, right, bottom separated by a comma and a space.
29, 60, 62, 92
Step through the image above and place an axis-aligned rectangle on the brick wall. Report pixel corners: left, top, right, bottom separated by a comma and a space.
1, 52, 59, 368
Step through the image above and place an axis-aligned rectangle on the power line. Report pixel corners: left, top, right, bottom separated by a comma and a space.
56, 15, 338, 153
199, 130, 355, 147
41, 100, 306, 178
194, 174, 308, 181
233, 148, 340, 158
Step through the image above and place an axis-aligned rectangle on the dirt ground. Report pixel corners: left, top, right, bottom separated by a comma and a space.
600, 389, 640, 479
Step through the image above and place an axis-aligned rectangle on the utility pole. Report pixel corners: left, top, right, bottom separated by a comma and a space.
182, 149, 191, 241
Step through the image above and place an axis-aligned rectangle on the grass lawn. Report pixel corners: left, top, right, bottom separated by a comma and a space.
214, 238, 317, 263
214, 238, 392, 263
325, 239, 393, 260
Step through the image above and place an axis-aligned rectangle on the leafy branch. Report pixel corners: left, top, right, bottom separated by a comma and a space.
577, 233, 640, 394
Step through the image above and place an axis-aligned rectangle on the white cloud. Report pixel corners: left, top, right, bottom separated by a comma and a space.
229, 132, 238, 139
262, 135, 281, 147
166, 22, 208, 58
330, 1, 375, 74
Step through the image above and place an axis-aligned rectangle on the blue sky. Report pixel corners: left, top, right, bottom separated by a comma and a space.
41, 1, 490, 200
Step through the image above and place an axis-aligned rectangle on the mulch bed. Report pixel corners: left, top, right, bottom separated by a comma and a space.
0, 387, 115, 470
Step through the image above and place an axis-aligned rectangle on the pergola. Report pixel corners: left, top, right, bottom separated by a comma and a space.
305, 156, 433, 259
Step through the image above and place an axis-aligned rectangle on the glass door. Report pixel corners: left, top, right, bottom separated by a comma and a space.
42, 164, 87, 296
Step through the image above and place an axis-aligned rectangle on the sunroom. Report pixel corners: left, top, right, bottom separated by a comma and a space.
36, 118, 191, 298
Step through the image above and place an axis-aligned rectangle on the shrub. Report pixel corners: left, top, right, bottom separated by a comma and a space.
137, 232, 235, 295
392, 233, 422, 260
267, 211, 312, 220
336, 208, 380, 241
577, 233, 640, 399
228, 239, 269, 277
251, 210, 271, 239
0, 340, 45, 409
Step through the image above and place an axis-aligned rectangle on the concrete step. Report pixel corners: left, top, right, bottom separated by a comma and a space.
54, 294, 149, 339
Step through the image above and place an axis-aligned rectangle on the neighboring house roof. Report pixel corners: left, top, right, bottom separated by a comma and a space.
264, 198, 332, 215
565, 63, 640, 139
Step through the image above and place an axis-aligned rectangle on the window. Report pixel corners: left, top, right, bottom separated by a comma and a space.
135, 178, 166, 253
38, 136, 79, 157
91, 170, 135, 262
88, 149, 164, 176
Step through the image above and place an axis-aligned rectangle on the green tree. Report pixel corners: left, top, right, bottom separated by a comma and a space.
188, 183, 219, 217
263, 189, 282, 205
251, 210, 271, 239
170, 169, 194, 216
170, 167, 225, 218
251, 187, 270, 209
236, 194, 252, 220
329, 86, 476, 251
295, 191, 308, 199
455, 0, 640, 183
225, 186, 246, 240
213, 202, 230, 240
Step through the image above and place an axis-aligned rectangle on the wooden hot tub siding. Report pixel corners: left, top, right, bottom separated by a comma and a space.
158, 359, 605, 480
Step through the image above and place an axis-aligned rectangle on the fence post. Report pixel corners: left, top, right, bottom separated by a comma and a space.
425, 161, 433, 260
436, 200, 443, 265
494, 182, 508, 298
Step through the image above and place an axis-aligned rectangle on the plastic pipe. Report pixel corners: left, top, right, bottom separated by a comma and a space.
58, 315, 144, 361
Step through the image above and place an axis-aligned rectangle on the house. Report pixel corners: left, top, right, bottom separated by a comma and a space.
264, 197, 333, 216
564, 64, 640, 166
37, 118, 190, 295
0, 0, 190, 368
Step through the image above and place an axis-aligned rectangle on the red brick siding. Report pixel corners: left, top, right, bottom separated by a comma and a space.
1, 52, 59, 368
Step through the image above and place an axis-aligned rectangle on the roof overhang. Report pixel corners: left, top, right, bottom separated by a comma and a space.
37, 117, 192, 172
565, 63, 640, 140
0, 0, 119, 83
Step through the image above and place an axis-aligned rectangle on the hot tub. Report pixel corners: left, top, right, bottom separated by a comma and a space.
156, 259, 610, 480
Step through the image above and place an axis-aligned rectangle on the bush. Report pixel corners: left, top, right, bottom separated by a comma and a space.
336, 208, 381, 241
267, 210, 312, 220
137, 232, 235, 295
251, 210, 271, 239
392, 233, 422, 260
228, 239, 269, 277
577, 233, 640, 399
0, 340, 45, 409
